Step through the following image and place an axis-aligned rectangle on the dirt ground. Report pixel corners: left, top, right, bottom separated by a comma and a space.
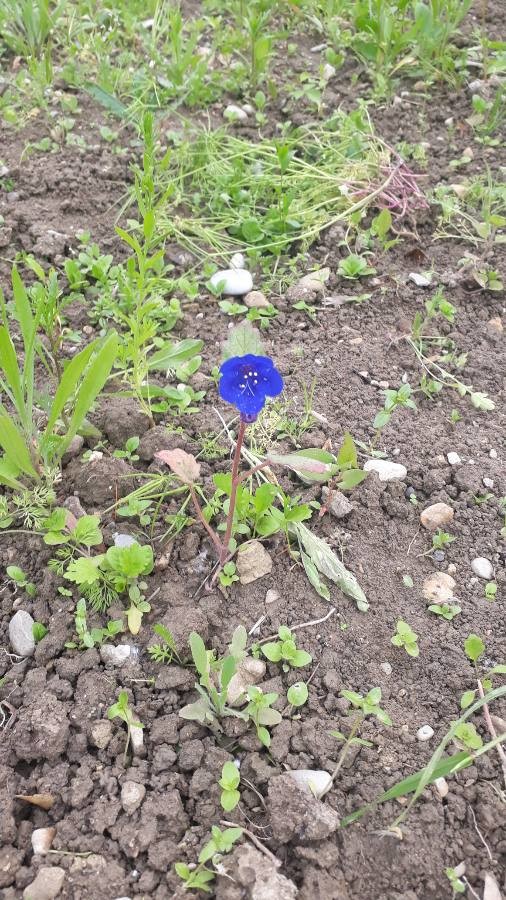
0, 3, 505, 899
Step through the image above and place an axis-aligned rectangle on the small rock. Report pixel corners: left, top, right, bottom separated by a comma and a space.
90, 720, 113, 750
322, 62, 336, 80
209, 268, 253, 296
363, 459, 407, 482
489, 449, 497, 459
487, 316, 503, 334
62, 435, 84, 463
244, 290, 270, 309
121, 781, 146, 815
409, 272, 432, 287
224, 104, 248, 121
471, 557, 493, 580
227, 658, 266, 705
483, 872, 502, 900
236, 540, 272, 585
113, 533, 137, 548
130, 724, 144, 756
420, 502, 454, 530
454, 862, 466, 878
483, 477, 494, 489
288, 769, 332, 798
265, 588, 279, 605
447, 452, 461, 465
32, 827, 56, 855
380, 662, 392, 676
447, 563, 456, 576
23, 866, 65, 899
417, 725, 434, 742
268, 773, 340, 843
216, 845, 297, 900
433, 550, 445, 563
434, 777, 449, 798
9, 610, 36, 657
321, 487, 353, 518
100, 645, 132, 667
230, 252, 245, 269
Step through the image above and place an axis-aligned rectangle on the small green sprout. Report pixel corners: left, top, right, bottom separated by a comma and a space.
148, 624, 182, 664
338, 253, 376, 279
428, 603, 461, 621
453, 722, 483, 750
32, 622, 48, 642
175, 826, 242, 894
219, 761, 241, 812
113, 436, 140, 461
445, 867, 466, 895
107, 690, 143, 762
431, 529, 455, 551
449, 409, 462, 425
244, 685, 282, 748
219, 562, 239, 588
260, 626, 312, 671
65, 598, 123, 650
287, 681, 309, 708
485, 581, 497, 601
6, 565, 36, 598
391, 620, 419, 657
327, 687, 392, 793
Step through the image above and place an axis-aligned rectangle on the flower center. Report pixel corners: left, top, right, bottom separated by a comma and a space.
238, 366, 259, 392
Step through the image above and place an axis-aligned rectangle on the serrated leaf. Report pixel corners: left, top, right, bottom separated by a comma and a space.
223, 322, 264, 359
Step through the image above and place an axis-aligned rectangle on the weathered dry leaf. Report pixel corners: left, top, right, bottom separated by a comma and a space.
15, 793, 55, 810
154, 449, 201, 484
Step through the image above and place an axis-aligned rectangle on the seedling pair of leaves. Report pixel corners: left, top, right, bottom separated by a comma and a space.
258, 625, 312, 672
175, 826, 242, 894
6, 565, 36, 598
391, 620, 419, 657
456, 634, 506, 750
107, 690, 143, 762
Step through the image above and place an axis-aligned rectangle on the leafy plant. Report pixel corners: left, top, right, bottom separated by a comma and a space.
175, 826, 242, 894
65, 598, 123, 650
219, 561, 239, 588
428, 603, 461, 621
6, 564, 36, 597
113, 436, 140, 461
259, 625, 312, 671
287, 681, 309, 708
107, 690, 143, 762
244, 684, 282, 748
148, 624, 182, 664
338, 252, 376, 279
179, 631, 247, 729
0, 265, 118, 488
391, 620, 419, 657
219, 761, 241, 812
32, 621, 48, 642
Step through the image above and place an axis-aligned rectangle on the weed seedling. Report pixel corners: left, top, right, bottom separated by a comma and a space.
219, 562, 239, 588
391, 620, 419, 657
431, 529, 455, 551
175, 825, 242, 894
259, 625, 312, 672
6, 565, 36, 598
287, 681, 309, 709
445, 867, 466, 896
244, 685, 282, 748
179, 630, 247, 730
219, 761, 241, 812
113, 437, 140, 462
148, 624, 182, 664
428, 603, 461, 621
485, 582, 497, 601
107, 690, 143, 762
328, 687, 391, 794
338, 252, 376, 279
65, 598, 123, 650
32, 622, 48, 643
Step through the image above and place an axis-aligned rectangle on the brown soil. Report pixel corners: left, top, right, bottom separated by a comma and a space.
0, 5, 505, 900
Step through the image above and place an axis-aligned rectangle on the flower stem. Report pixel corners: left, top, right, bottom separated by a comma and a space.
189, 484, 223, 556
221, 419, 246, 564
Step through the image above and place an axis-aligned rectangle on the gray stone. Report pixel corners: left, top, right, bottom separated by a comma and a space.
422, 572, 456, 603
216, 844, 297, 900
9, 610, 35, 657
409, 272, 431, 287
100, 645, 132, 667
321, 487, 353, 518
364, 459, 407, 482
90, 719, 113, 750
417, 725, 434, 742
224, 104, 248, 121
236, 540, 272, 585
380, 662, 392, 676
471, 557, 493, 580
288, 769, 332, 798
23, 866, 65, 899
121, 781, 146, 815
244, 290, 270, 309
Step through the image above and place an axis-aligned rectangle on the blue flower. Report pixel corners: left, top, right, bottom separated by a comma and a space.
219, 354, 284, 422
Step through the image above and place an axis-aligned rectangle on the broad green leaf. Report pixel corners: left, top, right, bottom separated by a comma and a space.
0, 457, 23, 489
269, 449, 337, 483
64, 556, 103, 584
105, 543, 153, 578
0, 415, 38, 477
293, 522, 368, 611
287, 682, 309, 706
44, 338, 99, 437
127, 606, 143, 635
11, 265, 34, 350
148, 338, 203, 371
220, 761, 240, 790
337, 468, 367, 491
464, 634, 485, 663
84, 82, 127, 116
261, 642, 283, 662
222, 322, 264, 360
73, 515, 103, 547
460, 690, 476, 709
0, 325, 24, 414
221, 789, 240, 811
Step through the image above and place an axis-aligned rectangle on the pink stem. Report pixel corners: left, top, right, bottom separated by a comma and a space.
221, 420, 247, 564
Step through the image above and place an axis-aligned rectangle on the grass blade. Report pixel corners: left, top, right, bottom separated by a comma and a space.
0, 414, 38, 477
0, 325, 24, 414
58, 331, 118, 455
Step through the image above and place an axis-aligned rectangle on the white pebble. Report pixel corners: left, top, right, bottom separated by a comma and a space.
435, 777, 449, 798
209, 268, 253, 296
31, 827, 56, 855
100, 645, 132, 667
489, 449, 497, 459
224, 104, 248, 121
364, 459, 407, 482
409, 272, 432, 287
417, 725, 434, 742
113, 533, 137, 548
288, 769, 332, 798
483, 477, 494, 489
8, 610, 36, 658
230, 252, 245, 270
447, 452, 461, 465
471, 557, 494, 580
380, 662, 392, 676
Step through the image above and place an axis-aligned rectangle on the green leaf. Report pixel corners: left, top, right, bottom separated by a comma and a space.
287, 682, 309, 706
291, 649, 312, 667
148, 338, 203, 371
257, 726, 271, 747
73, 515, 103, 547
220, 761, 240, 790
84, 82, 127, 117
11, 265, 34, 350
222, 322, 264, 360
464, 634, 485, 663
0, 325, 24, 415
105, 543, 153, 578
0, 415, 38, 478
460, 690, 476, 709
337, 431, 358, 470
293, 522, 368, 611
189, 632, 208, 676
43, 339, 98, 439
488, 664, 506, 676
221, 789, 240, 811
64, 556, 103, 585
270, 448, 337, 484
261, 642, 283, 663
337, 468, 367, 491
